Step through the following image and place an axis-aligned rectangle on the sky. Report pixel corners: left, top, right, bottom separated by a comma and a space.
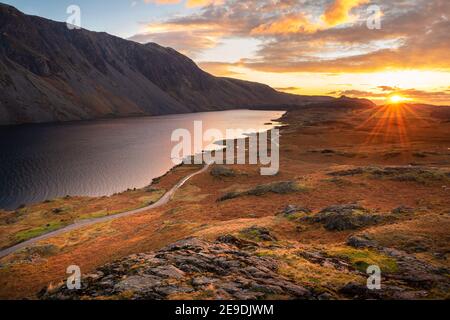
3, 0, 450, 105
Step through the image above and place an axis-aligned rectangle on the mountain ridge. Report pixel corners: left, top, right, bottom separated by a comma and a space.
0, 3, 374, 126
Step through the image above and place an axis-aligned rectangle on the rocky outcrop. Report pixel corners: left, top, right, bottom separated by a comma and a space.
218, 181, 306, 202
304, 204, 388, 231
0, 4, 375, 126
41, 237, 312, 300
210, 166, 237, 178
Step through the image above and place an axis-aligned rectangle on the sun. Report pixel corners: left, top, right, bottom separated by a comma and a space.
389, 95, 408, 104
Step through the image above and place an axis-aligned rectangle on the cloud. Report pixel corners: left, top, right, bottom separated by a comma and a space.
321, 0, 370, 27
129, 30, 218, 56
251, 13, 317, 35
198, 61, 243, 76
131, 0, 450, 74
274, 86, 302, 93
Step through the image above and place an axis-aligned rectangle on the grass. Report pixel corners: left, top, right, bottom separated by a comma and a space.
14, 221, 65, 243
256, 247, 362, 291
328, 247, 399, 273
329, 166, 449, 185
1, 187, 169, 248
218, 181, 308, 202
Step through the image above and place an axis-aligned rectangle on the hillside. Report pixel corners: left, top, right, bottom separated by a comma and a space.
0, 4, 371, 126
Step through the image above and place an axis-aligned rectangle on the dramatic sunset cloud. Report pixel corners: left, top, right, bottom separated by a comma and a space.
130, 0, 450, 105
322, 0, 370, 26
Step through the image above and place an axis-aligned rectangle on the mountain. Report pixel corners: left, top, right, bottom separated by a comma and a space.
0, 4, 373, 126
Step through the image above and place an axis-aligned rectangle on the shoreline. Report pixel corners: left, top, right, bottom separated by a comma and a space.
1, 110, 286, 211
0, 112, 287, 254
0, 164, 211, 259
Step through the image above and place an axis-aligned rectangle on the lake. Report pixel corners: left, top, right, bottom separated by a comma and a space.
0, 110, 284, 210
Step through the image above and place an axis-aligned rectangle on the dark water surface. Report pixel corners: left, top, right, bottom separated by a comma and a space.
0, 110, 284, 210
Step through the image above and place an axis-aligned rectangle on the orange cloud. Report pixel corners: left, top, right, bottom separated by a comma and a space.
322, 0, 370, 26
251, 13, 317, 35
199, 61, 243, 77
133, 0, 450, 78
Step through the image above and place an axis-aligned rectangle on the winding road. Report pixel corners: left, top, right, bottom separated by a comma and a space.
0, 164, 210, 259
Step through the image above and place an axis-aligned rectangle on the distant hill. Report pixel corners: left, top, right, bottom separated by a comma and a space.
381, 103, 450, 120
0, 4, 374, 125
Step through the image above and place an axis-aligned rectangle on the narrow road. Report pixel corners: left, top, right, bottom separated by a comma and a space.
0, 164, 210, 259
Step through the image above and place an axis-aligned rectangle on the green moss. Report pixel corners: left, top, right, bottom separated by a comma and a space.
79, 210, 108, 220
14, 221, 65, 243
331, 247, 398, 273
285, 212, 310, 221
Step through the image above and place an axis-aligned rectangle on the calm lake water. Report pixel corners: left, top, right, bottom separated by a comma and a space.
0, 110, 284, 210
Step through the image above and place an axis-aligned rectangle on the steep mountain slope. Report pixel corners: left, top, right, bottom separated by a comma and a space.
0, 4, 370, 125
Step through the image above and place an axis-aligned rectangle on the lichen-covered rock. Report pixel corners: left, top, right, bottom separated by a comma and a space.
210, 166, 236, 178
305, 204, 386, 231
240, 226, 278, 242
283, 205, 312, 216
41, 237, 311, 300
347, 234, 378, 248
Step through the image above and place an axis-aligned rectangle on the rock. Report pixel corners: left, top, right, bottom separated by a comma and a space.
161, 237, 207, 252
339, 282, 376, 299
114, 275, 162, 293
210, 166, 236, 178
392, 206, 415, 214
298, 250, 352, 271
154, 285, 193, 296
328, 168, 366, 177
282, 283, 311, 298
247, 181, 303, 196
240, 226, 278, 242
283, 205, 311, 216
317, 292, 334, 300
192, 277, 218, 287
251, 283, 284, 295
218, 181, 305, 202
347, 234, 377, 248
216, 234, 259, 249
41, 236, 315, 300
340, 281, 435, 300
149, 265, 185, 279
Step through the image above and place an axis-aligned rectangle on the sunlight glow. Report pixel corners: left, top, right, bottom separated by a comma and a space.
389, 95, 409, 104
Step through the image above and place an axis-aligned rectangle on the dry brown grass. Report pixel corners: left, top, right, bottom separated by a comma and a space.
1, 105, 449, 299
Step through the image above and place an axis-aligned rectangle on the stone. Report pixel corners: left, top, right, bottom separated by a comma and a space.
283, 205, 311, 215
192, 277, 217, 287
240, 226, 278, 242
392, 206, 415, 214
114, 275, 161, 293
41, 236, 318, 301
149, 265, 186, 279
210, 166, 236, 178
347, 234, 377, 248
307, 204, 384, 231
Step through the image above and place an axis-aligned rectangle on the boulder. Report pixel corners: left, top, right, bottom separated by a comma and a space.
306, 204, 384, 231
